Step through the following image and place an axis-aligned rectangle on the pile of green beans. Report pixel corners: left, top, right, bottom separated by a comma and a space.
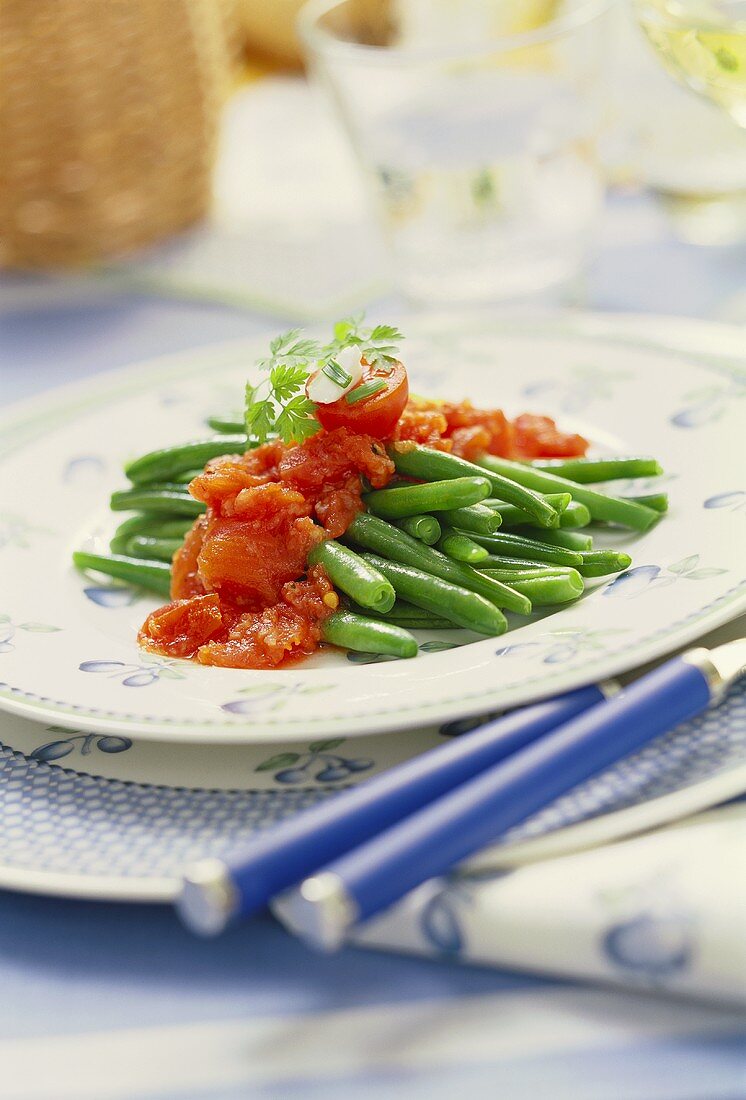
74, 430, 665, 660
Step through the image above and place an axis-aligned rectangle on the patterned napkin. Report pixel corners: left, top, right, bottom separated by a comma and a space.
354, 803, 746, 1006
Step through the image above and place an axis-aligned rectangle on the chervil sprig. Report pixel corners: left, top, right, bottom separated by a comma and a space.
245, 328, 323, 445
325, 317, 404, 373
245, 317, 405, 445
257, 329, 322, 373
362, 323, 404, 371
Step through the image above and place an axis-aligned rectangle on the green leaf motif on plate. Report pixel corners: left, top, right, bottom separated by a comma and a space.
255, 752, 301, 772
308, 738, 345, 753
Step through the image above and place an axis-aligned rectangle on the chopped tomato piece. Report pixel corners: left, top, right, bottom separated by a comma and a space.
195, 566, 335, 669
139, 593, 224, 658
171, 515, 208, 599
511, 414, 588, 459
394, 399, 587, 461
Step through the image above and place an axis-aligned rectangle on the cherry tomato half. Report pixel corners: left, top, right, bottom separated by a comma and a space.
315, 360, 409, 439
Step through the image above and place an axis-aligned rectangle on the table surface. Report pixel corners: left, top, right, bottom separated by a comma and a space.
1, 189, 745, 1100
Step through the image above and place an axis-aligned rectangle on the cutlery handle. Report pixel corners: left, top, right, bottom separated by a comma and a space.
178, 684, 604, 934
283, 655, 713, 947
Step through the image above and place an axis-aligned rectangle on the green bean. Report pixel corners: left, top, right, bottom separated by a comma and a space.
110, 488, 206, 517
476, 556, 549, 572
514, 527, 594, 552
484, 493, 571, 529
321, 610, 418, 659
169, 470, 205, 486
126, 536, 183, 563
467, 531, 583, 567
529, 456, 663, 482
206, 415, 245, 434
476, 455, 660, 532
145, 518, 194, 538
559, 501, 592, 528
626, 493, 669, 514
478, 554, 560, 572
389, 444, 559, 528
364, 476, 492, 519
576, 550, 632, 577
345, 513, 531, 615
435, 504, 502, 536
109, 514, 192, 555
307, 540, 395, 614
477, 564, 573, 582
72, 551, 172, 598
490, 497, 591, 531
125, 436, 247, 486
481, 568, 585, 605
395, 515, 442, 545
361, 554, 509, 636
346, 600, 455, 630
437, 527, 490, 564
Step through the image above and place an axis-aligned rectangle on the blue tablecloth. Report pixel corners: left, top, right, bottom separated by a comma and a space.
2, 190, 745, 1100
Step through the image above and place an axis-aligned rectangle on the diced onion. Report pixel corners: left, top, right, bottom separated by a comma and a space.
306, 345, 363, 404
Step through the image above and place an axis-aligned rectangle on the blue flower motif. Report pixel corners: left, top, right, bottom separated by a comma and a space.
84, 585, 140, 608
79, 659, 186, 686
255, 738, 373, 785
420, 893, 464, 955
30, 730, 133, 762
604, 556, 727, 599
602, 912, 693, 977
496, 628, 626, 664
62, 455, 107, 483
221, 681, 333, 716
704, 491, 746, 513
419, 870, 507, 955
604, 565, 663, 598
670, 375, 746, 429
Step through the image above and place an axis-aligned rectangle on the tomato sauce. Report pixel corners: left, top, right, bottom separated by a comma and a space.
138, 390, 587, 669
394, 398, 588, 462
139, 428, 391, 668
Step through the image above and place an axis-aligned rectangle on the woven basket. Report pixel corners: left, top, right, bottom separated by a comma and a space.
0, 0, 231, 268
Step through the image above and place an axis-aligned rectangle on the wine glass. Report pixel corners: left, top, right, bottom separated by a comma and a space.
634, 1, 746, 126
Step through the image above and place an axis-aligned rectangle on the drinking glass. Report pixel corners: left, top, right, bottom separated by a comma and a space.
634, 1, 746, 127
299, 0, 612, 305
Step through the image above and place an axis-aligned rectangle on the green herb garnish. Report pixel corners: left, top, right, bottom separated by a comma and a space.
245, 328, 322, 445
345, 379, 387, 405
322, 359, 353, 389
330, 316, 404, 373
244, 317, 404, 445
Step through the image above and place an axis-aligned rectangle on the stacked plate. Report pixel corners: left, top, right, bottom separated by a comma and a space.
1, 313, 744, 901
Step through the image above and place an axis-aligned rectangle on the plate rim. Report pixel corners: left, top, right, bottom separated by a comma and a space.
1, 585, 745, 742
2, 310, 745, 741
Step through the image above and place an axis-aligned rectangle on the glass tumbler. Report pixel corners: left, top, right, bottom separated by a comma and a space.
299, 0, 612, 305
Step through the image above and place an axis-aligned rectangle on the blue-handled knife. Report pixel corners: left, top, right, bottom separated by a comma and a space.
177, 684, 605, 935
273, 640, 745, 951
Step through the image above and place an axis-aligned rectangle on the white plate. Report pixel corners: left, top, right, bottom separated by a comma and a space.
1, 313, 744, 743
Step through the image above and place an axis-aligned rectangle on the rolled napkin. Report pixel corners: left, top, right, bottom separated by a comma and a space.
352, 804, 746, 1006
